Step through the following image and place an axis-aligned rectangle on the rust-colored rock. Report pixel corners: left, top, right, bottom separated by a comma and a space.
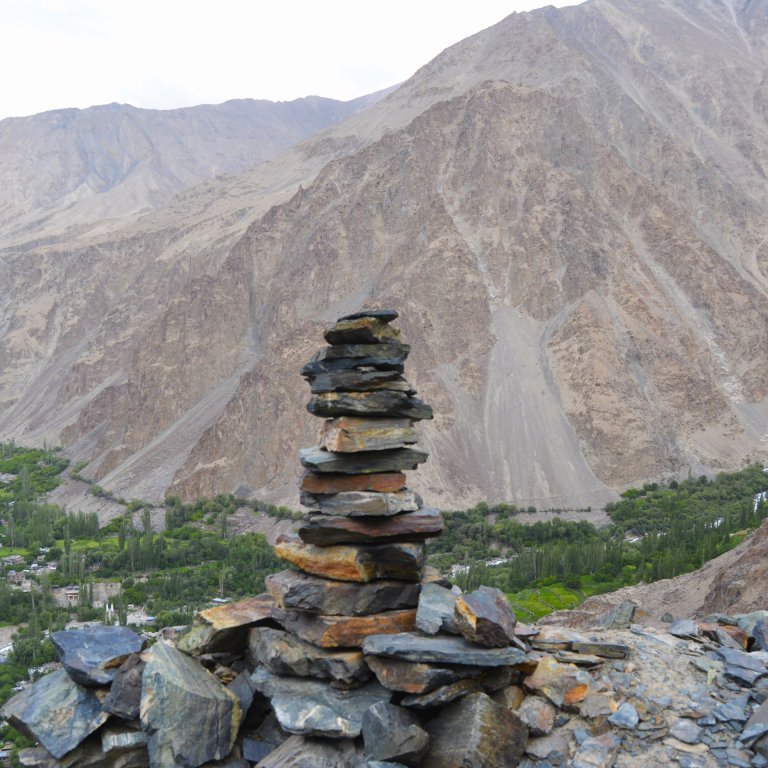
524, 657, 592, 709
365, 655, 487, 694
274, 608, 417, 648
320, 417, 418, 452
454, 586, 517, 647
298, 508, 444, 546
301, 472, 407, 494
274, 535, 425, 582
175, 594, 276, 655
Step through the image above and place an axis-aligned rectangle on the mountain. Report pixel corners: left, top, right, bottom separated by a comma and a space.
0, 92, 386, 246
1, 0, 767, 510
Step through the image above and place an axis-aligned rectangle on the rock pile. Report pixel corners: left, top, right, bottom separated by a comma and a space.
4, 313, 768, 767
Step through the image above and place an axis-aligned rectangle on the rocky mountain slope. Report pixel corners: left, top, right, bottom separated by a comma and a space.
0, 92, 384, 246
1, 0, 767, 509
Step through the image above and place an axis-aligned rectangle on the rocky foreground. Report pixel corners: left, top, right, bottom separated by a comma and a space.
2, 595, 768, 767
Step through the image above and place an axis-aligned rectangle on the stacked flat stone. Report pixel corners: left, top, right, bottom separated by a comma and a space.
268, 309, 443, 651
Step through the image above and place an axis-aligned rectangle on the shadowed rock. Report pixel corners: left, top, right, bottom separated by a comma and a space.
362, 702, 429, 766
1, 668, 108, 759
365, 655, 488, 694
300, 490, 421, 517
319, 417, 418, 452
301, 344, 409, 378
248, 627, 370, 685
19, 736, 148, 767
274, 536, 425, 582
310, 370, 415, 395
362, 633, 527, 667
175, 594, 275, 655
454, 586, 517, 647
308, 392, 433, 420
274, 608, 417, 648
298, 508, 443, 546
401, 667, 513, 710
422, 692, 527, 768
251, 669, 390, 738
102, 653, 146, 720
416, 583, 461, 635
266, 569, 420, 616
51, 625, 145, 687
140, 642, 241, 767
254, 735, 362, 768
300, 471, 407, 494
300, 446, 428, 474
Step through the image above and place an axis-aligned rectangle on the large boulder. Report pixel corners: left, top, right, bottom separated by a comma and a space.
422, 692, 527, 767
51, 626, 145, 687
140, 642, 241, 767
361, 702, 429, 766
1, 668, 108, 759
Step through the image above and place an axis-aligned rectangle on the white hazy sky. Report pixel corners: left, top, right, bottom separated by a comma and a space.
0, 1, 584, 120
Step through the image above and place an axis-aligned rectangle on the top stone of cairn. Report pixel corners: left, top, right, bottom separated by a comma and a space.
324, 310, 401, 346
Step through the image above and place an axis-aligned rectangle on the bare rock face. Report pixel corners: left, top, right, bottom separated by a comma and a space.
2, 0, 768, 509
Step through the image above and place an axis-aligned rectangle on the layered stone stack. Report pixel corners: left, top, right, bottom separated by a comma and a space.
267, 309, 442, 655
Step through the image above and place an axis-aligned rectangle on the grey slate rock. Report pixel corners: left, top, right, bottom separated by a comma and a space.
422, 692, 527, 768
18, 737, 149, 767
301, 344, 409, 377
669, 619, 701, 638
364, 655, 488, 694
310, 370, 414, 395
595, 600, 636, 630
670, 719, 703, 744
251, 668, 391, 739
266, 569, 420, 616
51, 625, 145, 687
307, 392, 433, 420
356, 763, 408, 768
227, 670, 256, 718
363, 632, 527, 667
248, 626, 370, 685
361, 702, 429, 766
454, 586, 517, 647
256, 735, 362, 768
571, 734, 621, 768
140, 642, 240, 767
300, 490, 421, 517
102, 653, 145, 720
1, 668, 109, 759
415, 583, 460, 635
400, 667, 513, 710
300, 446, 428, 475
713, 693, 751, 723
608, 701, 639, 728
338, 309, 399, 322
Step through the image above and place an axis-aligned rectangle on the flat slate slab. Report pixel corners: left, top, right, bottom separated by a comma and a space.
274, 536, 425, 582
319, 417, 418, 452
362, 632, 528, 667
175, 594, 275, 655
300, 446, 428, 475
300, 490, 421, 517
365, 655, 487, 694
300, 471, 407, 494
266, 569, 420, 616
274, 608, 417, 649
298, 508, 443, 546
301, 343, 409, 377
51, 625, 145, 686
248, 626, 370, 685
310, 370, 414, 396
308, 392, 433, 420
1, 668, 109, 759
251, 669, 391, 739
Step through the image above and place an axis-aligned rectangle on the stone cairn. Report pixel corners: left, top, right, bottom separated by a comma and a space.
6, 312, 768, 767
